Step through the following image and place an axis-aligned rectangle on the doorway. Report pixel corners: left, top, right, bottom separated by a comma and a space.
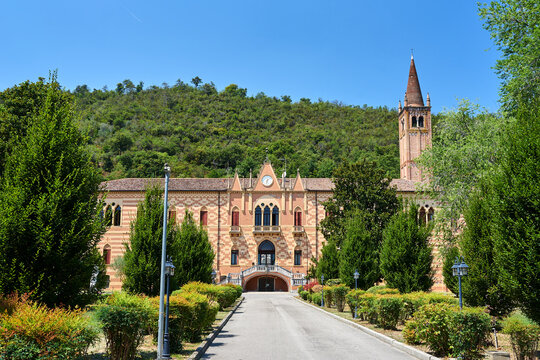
258, 240, 275, 265
258, 277, 275, 291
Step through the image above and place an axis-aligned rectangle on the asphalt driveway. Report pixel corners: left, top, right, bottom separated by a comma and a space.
202, 292, 417, 360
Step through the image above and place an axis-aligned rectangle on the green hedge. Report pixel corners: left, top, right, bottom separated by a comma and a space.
403, 302, 491, 359
376, 295, 403, 330
502, 312, 540, 360
311, 293, 322, 306
299, 291, 309, 301
173, 282, 240, 310
151, 292, 219, 346
0, 296, 99, 360
95, 292, 155, 360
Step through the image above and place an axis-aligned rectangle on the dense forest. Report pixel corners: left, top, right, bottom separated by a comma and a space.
11, 78, 412, 180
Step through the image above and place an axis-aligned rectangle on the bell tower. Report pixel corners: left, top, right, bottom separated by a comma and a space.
399, 55, 432, 181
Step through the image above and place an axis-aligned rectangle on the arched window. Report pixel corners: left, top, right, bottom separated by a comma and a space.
412, 116, 417, 127
113, 206, 122, 226
231, 209, 239, 226
105, 205, 112, 226
103, 245, 111, 265
263, 206, 271, 226
401, 119, 404, 131
419, 207, 426, 225
418, 116, 424, 127
258, 240, 275, 265
168, 209, 176, 224
428, 207, 434, 222
294, 209, 302, 226
255, 206, 262, 226
200, 209, 208, 226
99, 209, 104, 221
272, 206, 279, 226
294, 248, 302, 266
231, 248, 239, 265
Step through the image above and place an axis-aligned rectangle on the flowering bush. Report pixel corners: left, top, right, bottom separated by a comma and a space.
449, 307, 491, 360
0, 295, 99, 360
303, 281, 319, 293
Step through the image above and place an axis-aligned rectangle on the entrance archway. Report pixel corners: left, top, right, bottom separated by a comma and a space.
258, 240, 275, 265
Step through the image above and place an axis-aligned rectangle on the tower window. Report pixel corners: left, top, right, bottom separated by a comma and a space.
428, 207, 434, 222
412, 116, 417, 128
418, 116, 424, 127
168, 209, 176, 224
105, 205, 112, 226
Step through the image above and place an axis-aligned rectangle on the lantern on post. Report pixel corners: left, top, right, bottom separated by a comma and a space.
451, 256, 469, 309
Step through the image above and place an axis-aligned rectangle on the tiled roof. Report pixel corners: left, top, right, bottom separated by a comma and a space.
102, 177, 419, 192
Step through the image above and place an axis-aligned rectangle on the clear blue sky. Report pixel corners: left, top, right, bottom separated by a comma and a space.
0, 0, 501, 114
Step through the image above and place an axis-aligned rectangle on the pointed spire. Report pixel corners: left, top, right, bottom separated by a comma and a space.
426, 92, 431, 107
398, 100, 402, 112
405, 56, 424, 106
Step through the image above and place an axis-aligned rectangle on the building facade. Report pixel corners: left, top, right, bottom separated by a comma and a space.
99, 56, 446, 292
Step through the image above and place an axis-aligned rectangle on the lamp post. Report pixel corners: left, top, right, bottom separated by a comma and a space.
321, 274, 324, 307
162, 257, 175, 359
353, 270, 359, 319
451, 256, 469, 310
157, 163, 171, 359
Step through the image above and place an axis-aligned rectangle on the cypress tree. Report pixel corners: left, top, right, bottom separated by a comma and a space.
0, 75, 106, 307
460, 186, 513, 316
379, 206, 433, 293
122, 185, 177, 296
174, 210, 214, 287
339, 211, 381, 289
316, 240, 340, 282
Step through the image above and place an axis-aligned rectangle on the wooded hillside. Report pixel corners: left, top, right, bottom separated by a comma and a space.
64, 80, 402, 179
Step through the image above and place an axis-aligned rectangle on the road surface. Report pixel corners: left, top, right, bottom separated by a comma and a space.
202, 292, 417, 360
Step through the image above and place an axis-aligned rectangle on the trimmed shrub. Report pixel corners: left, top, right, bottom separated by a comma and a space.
403, 319, 421, 344
356, 293, 379, 323
224, 284, 243, 299
297, 285, 304, 293
333, 285, 350, 312
311, 284, 323, 293
366, 285, 399, 295
401, 292, 429, 322
376, 295, 403, 329
312, 293, 322, 306
95, 292, 155, 360
346, 289, 365, 317
173, 282, 239, 310
325, 278, 342, 286
306, 293, 313, 303
151, 291, 219, 346
0, 296, 99, 360
299, 291, 309, 301
502, 313, 540, 360
449, 307, 491, 360
424, 292, 458, 305
405, 302, 456, 356
323, 286, 333, 308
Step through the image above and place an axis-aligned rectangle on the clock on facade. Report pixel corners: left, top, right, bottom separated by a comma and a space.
262, 175, 273, 186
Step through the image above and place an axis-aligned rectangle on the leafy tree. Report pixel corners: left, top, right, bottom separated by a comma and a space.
122, 185, 177, 296
0, 75, 107, 307
191, 76, 202, 88
0, 77, 72, 177
339, 212, 381, 289
479, 0, 540, 112
320, 159, 399, 248
174, 210, 214, 286
460, 186, 513, 317
379, 205, 434, 293
416, 100, 510, 234
491, 109, 540, 322
316, 240, 339, 282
